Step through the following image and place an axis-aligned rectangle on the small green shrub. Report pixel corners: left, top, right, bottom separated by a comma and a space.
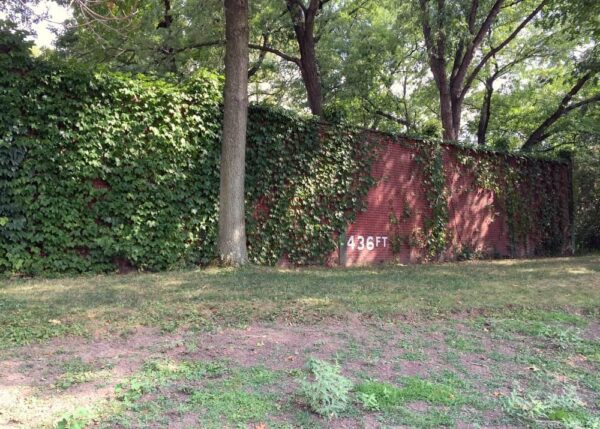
114, 378, 154, 405
539, 326, 583, 349
298, 358, 353, 418
357, 391, 381, 411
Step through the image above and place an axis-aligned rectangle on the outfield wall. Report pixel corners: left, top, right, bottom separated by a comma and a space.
331, 133, 573, 266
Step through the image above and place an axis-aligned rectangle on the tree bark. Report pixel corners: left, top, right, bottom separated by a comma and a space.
287, 0, 324, 117
477, 76, 494, 145
298, 35, 323, 116
218, 0, 249, 265
157, 0, 177, 73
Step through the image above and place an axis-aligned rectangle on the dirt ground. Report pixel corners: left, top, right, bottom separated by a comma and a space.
1, 313, 599, 428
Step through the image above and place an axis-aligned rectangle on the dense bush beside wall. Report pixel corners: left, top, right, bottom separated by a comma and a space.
0, 25, 375, 274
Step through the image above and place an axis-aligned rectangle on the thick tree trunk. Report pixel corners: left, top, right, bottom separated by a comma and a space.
218, 0, 249, 265
440, 90, 457, 141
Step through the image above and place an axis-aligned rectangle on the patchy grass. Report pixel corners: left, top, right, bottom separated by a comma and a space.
356, 377, 463, 410
1, 255, 599, 349
0, 255, 599, 428
53, 357, 112, 390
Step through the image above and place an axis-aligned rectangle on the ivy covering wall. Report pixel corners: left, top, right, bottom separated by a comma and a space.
0, 29, 375, 274
0, 27, 572, 274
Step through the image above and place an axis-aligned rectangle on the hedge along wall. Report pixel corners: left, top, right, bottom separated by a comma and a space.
337, 133, 573, 266
0, 32, 572, 273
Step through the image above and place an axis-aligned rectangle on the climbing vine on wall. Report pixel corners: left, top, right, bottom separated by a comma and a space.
392, 138, 570, 261
245, 107, 376, 265
0, 25, 571, 274
0, 26, 376, 273
457, 150, 569, 257
414, 142, 450, 260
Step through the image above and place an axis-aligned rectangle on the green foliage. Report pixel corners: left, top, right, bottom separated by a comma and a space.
456, 148, 570, 257
1, 26, 223, 273
0, 27, 374, 273
55, 407, 92, 429
245, 107, 376, 265
504, 385, 600, 429
414, 142, 450, 259
0, 25, 574, 274
575, 146, 600, 251
115, 378, 155, 405
421, 144, 450, 259
54, 357, 101, 390
504, 159, 569, 256
356, 377, 460, 411
188, 388, 278, 424
298, 358, 353, 418
356, 381, 404, 411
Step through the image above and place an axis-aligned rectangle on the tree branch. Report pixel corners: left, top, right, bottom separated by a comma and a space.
374, 110, 411, 127
248, 43, 300, 65
452, 0, 504, 96
461, 0, 548, 100
468, 0, 480, 34
248, 34, 269, 78
522, 72, 596, 150
173, 40, 224, 54
564, 93, 600, 113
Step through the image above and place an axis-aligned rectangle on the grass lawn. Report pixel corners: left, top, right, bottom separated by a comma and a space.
0, 255, 599, 428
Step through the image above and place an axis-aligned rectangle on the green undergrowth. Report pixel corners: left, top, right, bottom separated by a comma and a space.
356, 376, 465, 411
504, 385, 600, 428
1, 304, 594, 429
99, 359, 295, 428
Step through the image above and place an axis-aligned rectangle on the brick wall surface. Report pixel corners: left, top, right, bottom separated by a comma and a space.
334, 134, 573, 266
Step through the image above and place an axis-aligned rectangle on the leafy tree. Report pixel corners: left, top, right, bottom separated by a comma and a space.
416, 0, 549, 141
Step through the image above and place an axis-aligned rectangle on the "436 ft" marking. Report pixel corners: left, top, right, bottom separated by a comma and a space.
346, 235, 388, 251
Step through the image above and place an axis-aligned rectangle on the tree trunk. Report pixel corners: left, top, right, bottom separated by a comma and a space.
439, 82, 456, 140
298, 36, 323, 117
287, 0, 324, 117
158, 0, 177, 73
450, 95, 463, 141
477, 77, 494, 145
218, 0, 249, 265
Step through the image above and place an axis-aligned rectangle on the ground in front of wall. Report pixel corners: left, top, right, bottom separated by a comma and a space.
1, 312, 599, 428
0, 256, 599, 428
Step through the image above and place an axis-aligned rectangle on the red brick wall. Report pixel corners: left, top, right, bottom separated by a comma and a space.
334, 134, 573, 266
